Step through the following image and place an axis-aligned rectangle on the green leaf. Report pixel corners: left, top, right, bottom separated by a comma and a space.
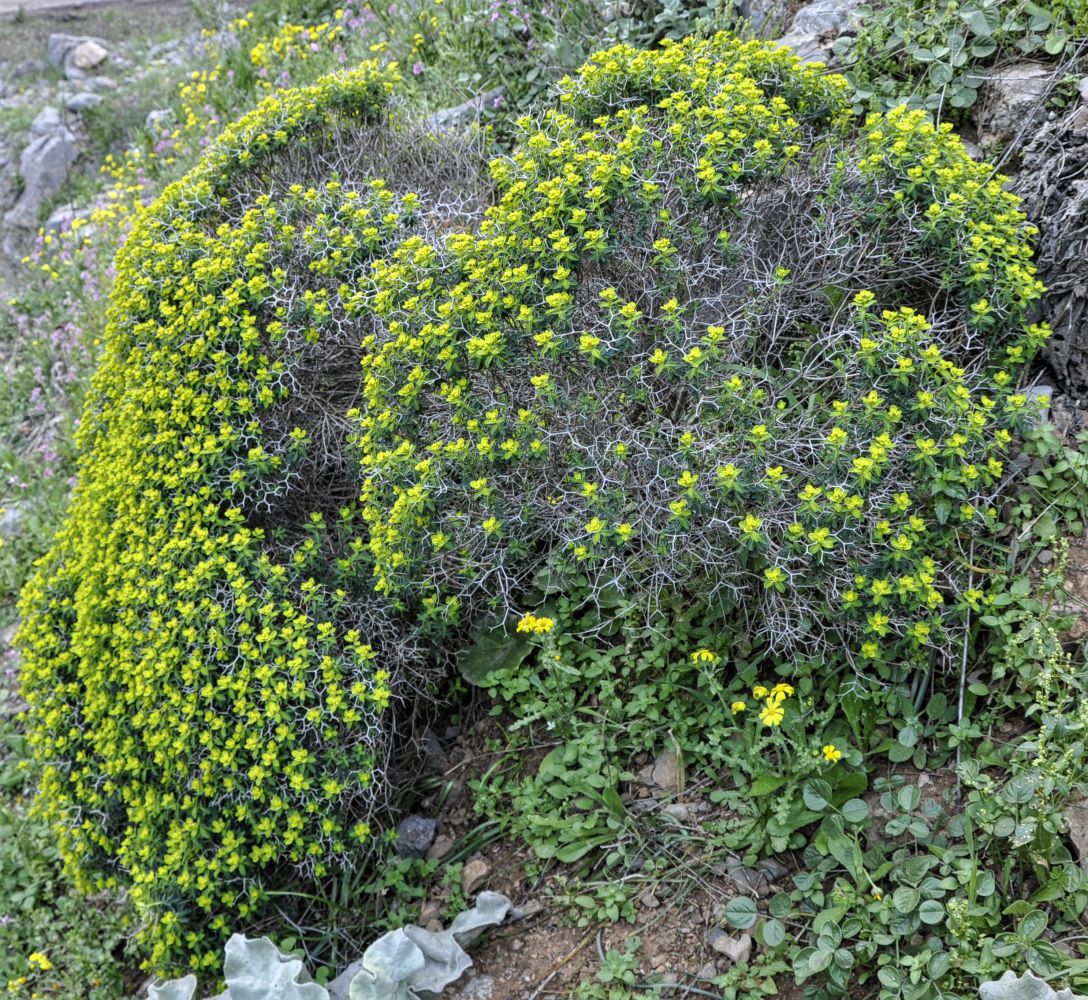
1019, 909, 1047, 941
893, 886, 920, 914
841, 798, 869, 825
762, 918, 786, 948
804, 779, 833, 812
918, 900, 945, 925
725, 896, 759, 930
750, 774, 788, 796
457, 624, 530, 685
927, 950, 951, 980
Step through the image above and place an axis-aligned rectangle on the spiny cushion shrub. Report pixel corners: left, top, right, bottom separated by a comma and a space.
18, 33, 1047, 974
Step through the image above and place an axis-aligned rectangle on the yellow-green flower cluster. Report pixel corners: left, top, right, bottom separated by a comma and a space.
18, 31, 1048, 976
18, 62, 402, 974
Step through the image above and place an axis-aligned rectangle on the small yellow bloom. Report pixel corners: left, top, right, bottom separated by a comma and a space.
27, 954, 53, 972
731, 700, 747, 714
822, 743, 842, 763
690, 648, 719, 664
771, 683, 795, 701
752, 684, 769, 699
759, 698, 785, 727
516, 612, 555, 635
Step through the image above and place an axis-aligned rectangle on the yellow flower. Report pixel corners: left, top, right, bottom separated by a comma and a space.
822, 743, 842, 762
516, 612, 555, 635
690, 648, 720, 664
771, 683, 795, 701
753, 684, 769, 699
759, 698, 785, 727
27, 954, 53, 972
731, 700, 747, 714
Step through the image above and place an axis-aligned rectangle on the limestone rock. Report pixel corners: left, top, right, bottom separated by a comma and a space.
460, 858, 490, 896
651, 747, 684, 795
707, 929, 753, 963
71, 40, 109, 72
3, 128, 79, 235
1066, 795, 1088, 869
394, 815, 437, 859
67, 92, 103, 114
790, 0, 862, 35
976, 61, 1053, 149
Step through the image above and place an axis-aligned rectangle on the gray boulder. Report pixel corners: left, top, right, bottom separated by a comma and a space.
975, 61, 1053, 149
66, 92, 103, 114
3, 118, 79, 237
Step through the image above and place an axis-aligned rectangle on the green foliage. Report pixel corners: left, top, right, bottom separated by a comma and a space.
16, 26, 1055, 981
834, 0, 1088, 116
0, 685, 134, 1000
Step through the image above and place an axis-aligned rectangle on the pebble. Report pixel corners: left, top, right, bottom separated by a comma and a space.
651, 747, 684, 795
707, 929, 753, 964
427, 834, 454, 860
393, 815, 436, 859
460, 857, 491, 896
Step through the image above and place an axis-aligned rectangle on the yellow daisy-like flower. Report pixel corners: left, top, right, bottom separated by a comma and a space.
27, 953, 53, 972
753, 684, 769, 699
516, 612, 555, 635
771, 682, 795, 701
690, 648, 719, 664
822, 743, 842, 762
731, 700, 747, 714
759, 698, 785, 727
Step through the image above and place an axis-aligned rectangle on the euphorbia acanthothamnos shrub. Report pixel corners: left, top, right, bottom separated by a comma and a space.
19, 35, 1047, 972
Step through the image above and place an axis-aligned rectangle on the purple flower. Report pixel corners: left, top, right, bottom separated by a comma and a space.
412, 61, 424, 76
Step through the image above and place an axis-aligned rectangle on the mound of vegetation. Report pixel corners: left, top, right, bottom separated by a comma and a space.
17, 32, 1048, 975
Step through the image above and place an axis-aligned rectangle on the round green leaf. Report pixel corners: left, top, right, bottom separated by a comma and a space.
762, 918, 786, 948
918, 899, 945, 925
893, 886, 920, 914
724, 896, 759, 930
841, 798, 869, 825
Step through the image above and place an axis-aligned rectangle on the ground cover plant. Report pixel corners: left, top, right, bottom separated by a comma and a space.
833, 0, 1088, 116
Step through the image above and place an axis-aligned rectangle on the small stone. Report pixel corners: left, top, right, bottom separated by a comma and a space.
461, 857, 490, 896
697, 961, 718, 981
67, 93, 103, 114
447, 971, 495, 1000
1079, 77, 1088, 103
0, 509, 23, 539
652, 748, 684, 795
756, 858, 790, 881
707, 929, 753, 964
393, 815, 436, 859
509, 898, 544, 920
1037, 549, 1055, 566
1067, 796, 1088, 870
510, 938, 523, 951
70, 41, 109, 72
419, 899, 442, 923
638, 890, 660, 910
84, 76, 118, 92
427, 834, 454, 860
30, 107, 64, 138
662, 802, 692, 822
